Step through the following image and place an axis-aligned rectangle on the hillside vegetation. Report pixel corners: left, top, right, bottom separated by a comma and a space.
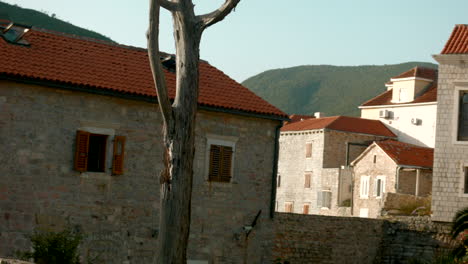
0, 1, 113, 42
242, 62, 437, 116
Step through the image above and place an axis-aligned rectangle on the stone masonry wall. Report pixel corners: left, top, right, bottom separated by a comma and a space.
0, 81, 279, 263
353, 145, 397, 218
432, 60, 468, 222
276, 130, 325, 215
271, 213, 453, 264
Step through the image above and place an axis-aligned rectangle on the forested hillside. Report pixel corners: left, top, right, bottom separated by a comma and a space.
242, 62, 437, 116
0, 1, 113, 42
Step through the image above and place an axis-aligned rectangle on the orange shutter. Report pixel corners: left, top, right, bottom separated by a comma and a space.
74, 130, 90, 172
209, 145, 232, 182
112, 136, 126, 175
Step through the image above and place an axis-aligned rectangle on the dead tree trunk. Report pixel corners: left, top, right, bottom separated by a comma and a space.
147, 0, 240, 263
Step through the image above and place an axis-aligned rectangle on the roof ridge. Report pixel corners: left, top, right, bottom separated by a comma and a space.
324, 115, 342, 128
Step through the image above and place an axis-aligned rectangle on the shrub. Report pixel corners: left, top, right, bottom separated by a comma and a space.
17, 229, 83, 264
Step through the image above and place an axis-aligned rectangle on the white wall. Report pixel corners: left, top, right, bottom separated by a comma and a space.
360, 103, 437, 148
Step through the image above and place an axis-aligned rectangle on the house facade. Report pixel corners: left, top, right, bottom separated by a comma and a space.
360, 67, 438, 148
276, 116, 395, 216
0, 23, 287, 263
351, 140, 433, 218
432, 24, 468, 222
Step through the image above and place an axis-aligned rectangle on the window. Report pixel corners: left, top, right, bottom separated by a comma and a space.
317, 191, 331, 209
303, 204, 310, 214
375, 176, 385, 198
285, 202, 293, 213
74, 130, 126, 175
458, 92, 468, 141
360, 176, 370, 198
373, 155, 377, 164
304, 173, 311, 188
464, 167, 468, 194
277, 174, 281, 188
208, 145, 233, 182
205, 135, 237, 183
305, 143, 312, 158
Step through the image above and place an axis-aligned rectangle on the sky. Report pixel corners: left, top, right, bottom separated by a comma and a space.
3, 0, 468, 82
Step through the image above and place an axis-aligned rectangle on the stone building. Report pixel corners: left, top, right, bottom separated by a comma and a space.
432, 24, 468, 222
0, 22, 288, 263
351, 140, 433, 218
276, 116, 395, 216
360, 67, 438, 147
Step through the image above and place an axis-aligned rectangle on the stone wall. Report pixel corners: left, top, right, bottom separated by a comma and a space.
277, 129, 389, 217
432, 59, 468, 222
0, 81, 279, 263
276, 130, 325, 215
353, 145, 398, 218
271, 213, 453, 264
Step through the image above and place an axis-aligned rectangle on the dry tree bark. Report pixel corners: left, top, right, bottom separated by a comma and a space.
147, 0, 240, 262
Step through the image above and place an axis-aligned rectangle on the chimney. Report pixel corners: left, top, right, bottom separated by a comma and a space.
314, 112, 325, 118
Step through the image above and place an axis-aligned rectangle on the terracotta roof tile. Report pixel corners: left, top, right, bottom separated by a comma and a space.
376, 140, 433, 168
441, 24, 468, 54
360, 67, 437, 107
284, 114, 315, 124
281, 116, 396, 137
391, 67, 437, 80
0, 27, 287, 118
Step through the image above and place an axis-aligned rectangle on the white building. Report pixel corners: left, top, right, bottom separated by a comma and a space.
359, 67, 438, 147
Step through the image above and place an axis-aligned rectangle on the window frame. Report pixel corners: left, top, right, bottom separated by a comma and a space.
452, 85, 468, 144
304, 172, 311, 188
360, 176, 370, 199
205, 135, 237, 183
284, 202, 294, 213
303, 203, 310, 214
375, 176, 385, 199
305, 142, 313, 158
459, 165, 468, 197
320, 190, 332, 209
74, 126, 117, 175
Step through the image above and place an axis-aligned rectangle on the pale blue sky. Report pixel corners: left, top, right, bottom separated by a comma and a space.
3, 0, 468, 82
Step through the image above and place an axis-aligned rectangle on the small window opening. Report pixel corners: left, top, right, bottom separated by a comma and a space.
87, 134, 108, 172
464, 167, 468, 194
373, 155, 377, 164
0, 22, 30, 45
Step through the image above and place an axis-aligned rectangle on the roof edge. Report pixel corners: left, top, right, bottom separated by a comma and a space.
0, 74, 288, 121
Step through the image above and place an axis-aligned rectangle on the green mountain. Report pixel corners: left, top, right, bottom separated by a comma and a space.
0, 1, 113, 42
242, 62, 438, 116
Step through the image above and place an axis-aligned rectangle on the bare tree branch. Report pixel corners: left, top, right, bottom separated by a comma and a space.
159, 0, 179, 11
197, 0, 241, 29
148, 0, 174, 128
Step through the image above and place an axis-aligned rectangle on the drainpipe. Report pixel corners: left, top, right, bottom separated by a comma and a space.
270, 124, 282, 219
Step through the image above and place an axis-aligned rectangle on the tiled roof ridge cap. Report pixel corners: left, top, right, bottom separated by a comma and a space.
29, 27, 213, 62
376, 139, 434, 150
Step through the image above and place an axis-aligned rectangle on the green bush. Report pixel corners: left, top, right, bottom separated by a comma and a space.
18, 229, 83, 264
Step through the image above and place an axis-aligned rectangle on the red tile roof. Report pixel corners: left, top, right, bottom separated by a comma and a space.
284, 114, 315, 124
0, 26, 287, 118
375, 140, 433, 168
360, 67, 437, 107
281, 116, 396, 137
441, 24, 468, 54
391, 67, 437, 80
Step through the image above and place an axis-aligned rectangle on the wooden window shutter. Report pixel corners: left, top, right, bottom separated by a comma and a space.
220, 146, 233, 182
209, 145, 232, 182
74, 130, 90, 172
112, 136, 126, 175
